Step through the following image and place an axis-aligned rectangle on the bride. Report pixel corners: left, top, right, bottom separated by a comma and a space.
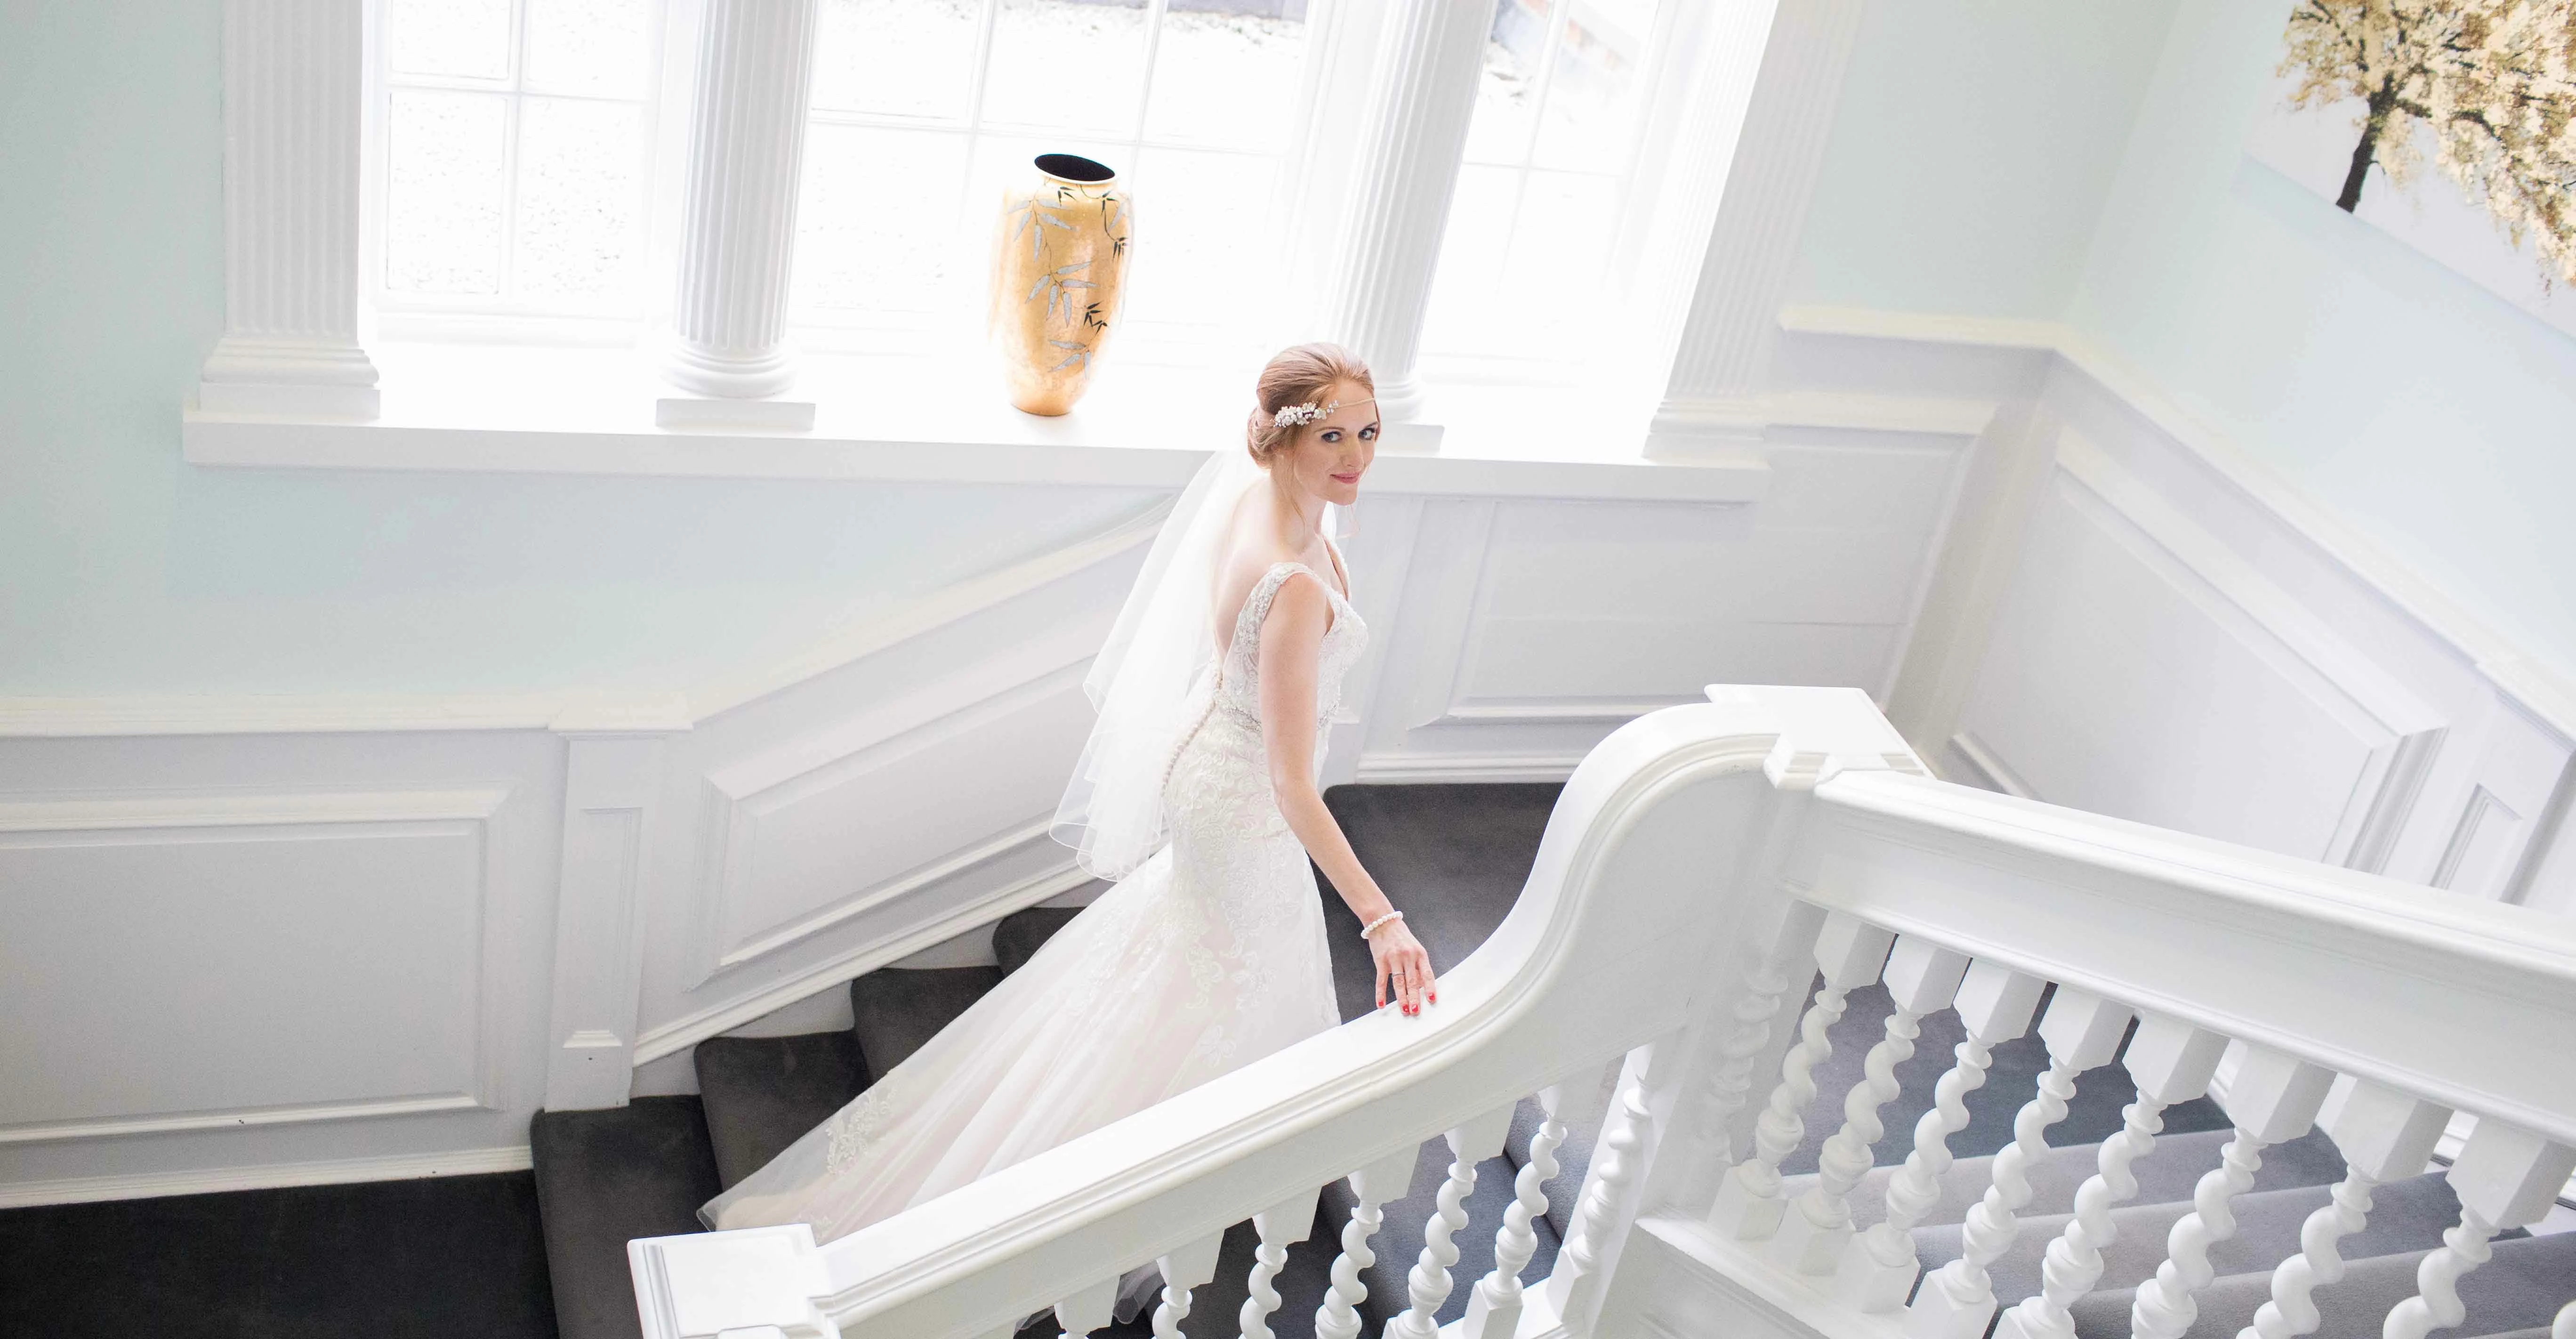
700, 342, 1440, 1258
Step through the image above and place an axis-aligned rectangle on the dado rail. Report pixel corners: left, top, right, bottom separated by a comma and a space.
629, 686, 2576, 1339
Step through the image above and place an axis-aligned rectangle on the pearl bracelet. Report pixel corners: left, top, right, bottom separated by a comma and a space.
1360, 909, 1404, 940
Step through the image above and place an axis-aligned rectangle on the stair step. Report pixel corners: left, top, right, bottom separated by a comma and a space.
1809, 1127, 2349, 1234
1910, 1169, 2466, 1309
996, 906, 1084, 977
530, 1096, 724, 1339
849, 965, 1002, 1077
2068, 1228, 2576, 1339
694, 1031, 868, 1190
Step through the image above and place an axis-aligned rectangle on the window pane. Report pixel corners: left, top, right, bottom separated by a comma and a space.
1123, 146, 1278, 326
1509, 169, 1616, 293
387, 0, 513, 80
524, 0, 654, 99
385, 90, 508, 294
1529, 3, 1646, 172
1461, 0, 1546, 164
812, 0, 983, 121
981, 0, 1150, 135
1141, 5, 1306, 150
797, 127, 974, 313
515, 97, 643, 301
1417, 163, 1517, 353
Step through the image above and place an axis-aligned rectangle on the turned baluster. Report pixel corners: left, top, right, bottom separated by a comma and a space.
1999, 1012, 2229, 1339
2131, 1043, 2336, 1339
1388, 1104, 1517, 1339
1547, 1041, 1688, 1330
2383, 1120, 2576, 1339
1776, 935, 1971, 1274
1906, 986, 2132, 1339
1839, 959, 2046, 1310
1238, 1185, 1322, 1339
1463, 1082, 1579, 1339
1709, 911, 1896, 1239
2238, 1079, 2451, 1339
1056, 1275, 1120, 1338
1313, 1144, 1422, 1339
1665, 900, 1828, 1206
1150, 1231, 1225, 1338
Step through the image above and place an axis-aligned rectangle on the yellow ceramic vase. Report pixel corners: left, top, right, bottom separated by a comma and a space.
989, 153, 1133, 416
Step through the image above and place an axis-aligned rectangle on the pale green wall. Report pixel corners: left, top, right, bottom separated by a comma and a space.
1790, 0, 2183, 320
1794, 0, 2576, 678
0, 0, 1148, 696
2069, 0, 2576, 675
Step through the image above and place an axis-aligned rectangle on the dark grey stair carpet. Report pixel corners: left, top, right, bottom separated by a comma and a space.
1783, 982, 2234, 1178
849, 964, 1002, 1077
1910, 1163, 2469, 1311
0, 1171, 555, 1339
2068, 1229, 2576, 1339
997, 905, 1087, 977
694, 1030, 868, 1190
530, 1097, 724, 1339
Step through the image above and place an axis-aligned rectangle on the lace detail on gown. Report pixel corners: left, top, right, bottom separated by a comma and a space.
701, 557, 1366, 1249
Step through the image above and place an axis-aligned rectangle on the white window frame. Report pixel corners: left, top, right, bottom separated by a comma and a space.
188, 0, 1867, 479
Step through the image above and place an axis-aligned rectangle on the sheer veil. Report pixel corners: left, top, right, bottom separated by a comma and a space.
1050, 445, 1264, 879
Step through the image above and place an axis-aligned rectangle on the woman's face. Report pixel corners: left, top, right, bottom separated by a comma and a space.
1278, 381, 1378, 508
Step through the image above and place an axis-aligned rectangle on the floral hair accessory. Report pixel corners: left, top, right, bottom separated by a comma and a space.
1272, 399, 1337, 428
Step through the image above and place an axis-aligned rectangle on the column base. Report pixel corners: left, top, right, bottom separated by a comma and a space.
1377, 421, 1444, 454
196, 380, 382, 419
196, 335, 382, 419
655, 395, 817, 431
1994, 1298, 2073, 1339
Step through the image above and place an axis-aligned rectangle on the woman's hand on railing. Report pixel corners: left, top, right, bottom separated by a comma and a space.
1370, 918, 1436, 1016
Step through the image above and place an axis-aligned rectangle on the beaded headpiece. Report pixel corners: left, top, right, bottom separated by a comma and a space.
1272, 399, 1336, 428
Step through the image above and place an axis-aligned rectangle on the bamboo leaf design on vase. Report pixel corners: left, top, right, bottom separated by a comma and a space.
1103, 194, 1130, 257
1008, 198, 1077, 261
1046, 339, 1091, 374
1025, 259, 1097, 327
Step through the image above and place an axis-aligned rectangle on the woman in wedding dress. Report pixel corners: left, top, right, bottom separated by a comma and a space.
700, 343, 1439, 1257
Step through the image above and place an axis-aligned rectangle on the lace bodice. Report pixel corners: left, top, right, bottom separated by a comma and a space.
1209, 560, 1368, 734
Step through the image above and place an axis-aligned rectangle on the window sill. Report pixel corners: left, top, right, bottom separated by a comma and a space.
180, 341, 1775, 503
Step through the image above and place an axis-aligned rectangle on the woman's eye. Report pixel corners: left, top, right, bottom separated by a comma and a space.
1360, 425, 1379, 441
1320, 429, 1341, 443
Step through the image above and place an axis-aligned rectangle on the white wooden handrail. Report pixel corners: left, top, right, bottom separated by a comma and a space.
629, 686, 2576, 1339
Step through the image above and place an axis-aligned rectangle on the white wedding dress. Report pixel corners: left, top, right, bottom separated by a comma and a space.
700, 555, 1367, 1247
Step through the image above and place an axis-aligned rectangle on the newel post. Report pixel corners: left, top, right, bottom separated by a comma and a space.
1551, 685, 1927, 1334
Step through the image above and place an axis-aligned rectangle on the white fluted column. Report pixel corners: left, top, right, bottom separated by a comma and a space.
1636, 0, 1867, 457
196, 0, 379, 419
1320, 0, 1487, 435
658, 0, 820, 428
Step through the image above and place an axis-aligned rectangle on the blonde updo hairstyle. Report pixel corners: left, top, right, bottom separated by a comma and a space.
1245, 342, 1375, 467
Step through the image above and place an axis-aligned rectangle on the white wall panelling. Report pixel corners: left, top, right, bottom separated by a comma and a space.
1817, 307, 2576, 913
17, 307, 2576, 1200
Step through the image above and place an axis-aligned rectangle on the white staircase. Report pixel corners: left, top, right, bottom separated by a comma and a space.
626, 685, 2576, 1339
